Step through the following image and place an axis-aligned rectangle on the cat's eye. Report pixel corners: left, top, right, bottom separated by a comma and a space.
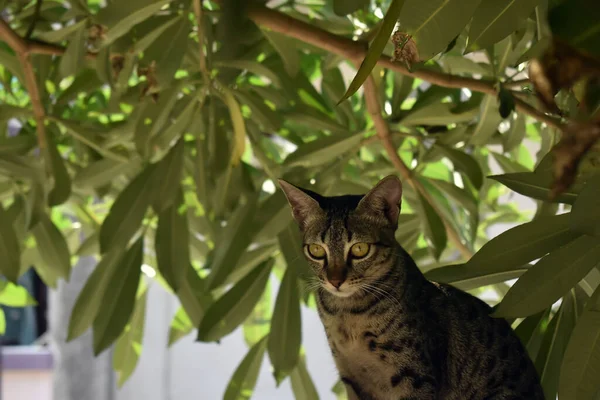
350, 242, 370, 258
307, 244, 326, 259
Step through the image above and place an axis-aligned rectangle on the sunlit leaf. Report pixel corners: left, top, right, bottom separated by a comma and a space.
223, 336, 268, 400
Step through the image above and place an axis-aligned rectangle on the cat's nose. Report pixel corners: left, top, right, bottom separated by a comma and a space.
328, 278, 345, 289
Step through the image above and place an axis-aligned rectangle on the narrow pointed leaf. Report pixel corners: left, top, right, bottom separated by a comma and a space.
93, 237, 143, 355
284, 133, 363, 168
559, 286, 600, 399
221, 89, 247, 167
206, 195, 259, 290
469, 94, 502, 145
416, 192, 447, 259
46, 142, 72, 206
467, 0, 541, 51
0, 281, 37, 307
291, 356, 320, 400
494, 236, 600, 318
155, 191, 190, 291
465, 213, 581, 272
262, 30, 300, 76
570, 174, 600, 237
198, 259, 273, 342
223, 336, 268, 400
59, 25, 87, 78
490, 172, 578, 204
398, 0, 482, 60
168, 306, 193, 346
0, 204, 21, 283
425, 263, 527, 291
67, 247, 125, 341
338, 0, 407, 103
150, 139, 185, 213
268, 266, 302, 384
99, 165, 156, 253
32, 213, 71, 281
435, 144, 483, 189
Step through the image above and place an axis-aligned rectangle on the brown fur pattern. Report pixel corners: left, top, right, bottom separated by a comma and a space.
279, 176, 544, 400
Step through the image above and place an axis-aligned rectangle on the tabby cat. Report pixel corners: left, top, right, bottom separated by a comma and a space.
279, 175, 544, 400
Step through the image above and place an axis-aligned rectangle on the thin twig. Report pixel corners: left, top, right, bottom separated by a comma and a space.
1, 19, 47, 151
25, 0, 43, 39
363, 75, 473, 260
192, 0, 209, 79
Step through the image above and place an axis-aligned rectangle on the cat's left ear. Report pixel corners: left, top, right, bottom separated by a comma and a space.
357, 175, 403, 226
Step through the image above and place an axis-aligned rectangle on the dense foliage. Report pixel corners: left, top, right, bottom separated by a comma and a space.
1, 0, 599, 398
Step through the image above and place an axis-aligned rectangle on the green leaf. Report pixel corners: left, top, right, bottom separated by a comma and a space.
32, 213, 71, 281
467, 0, 541, 51
425, 263, 527, 291
503, 114, 526, 152
0, 153, 42, 181
0, 204, 21, 283
197, 258, 273, 342
262, 29, 300, 77
205, 194, 259, 290
570, 174, 600, 237
548, 0, 600, 57
0, 281, 37, 307
151, 98, 198, 154
0, 308, 5, 335
495, 236, 600, 318
490, 172, 578, 204
243, 278, 272, 347
58, 24, 87, 78
67, 247, 125, 341
150, 139, 185, 213
223, 336, 268, 400
93, 237, 143, 355
95, 0, 174, 47
490, 152, 530, 173
427, 178, 478, 216
333, 0, 368, 15
0, 135, 37, 155
46, 142, 72, 206
37, 18, 89, 43
284, 133, 363, 168
268, 265, 302, 384
416, 192, 447, 259
469, 94, 502, 145
278, 222, 310, 281
132, 15, 181, 53
215, 60, 282, 88
535, 293, 577, 399
73, 158, 142, 190
338, 0, 407, 103
401, 102, 479, 126
113, 285, 147, 387
155, 192, 190, 292
168, 306, 193, 346
398, 0, 482, 60
435, 144, 483, 189
99, 165, 156, 253
291, 355, 320, 400
221, 88, 247, 167
465, 213, 581, 276
559, 286, 600, 399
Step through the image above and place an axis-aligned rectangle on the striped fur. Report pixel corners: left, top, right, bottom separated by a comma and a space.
280, 176, 544, 400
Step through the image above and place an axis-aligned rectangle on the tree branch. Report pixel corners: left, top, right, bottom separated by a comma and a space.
0, 19, 47, 150
246, 4, 563, 131
362, 76, 473, 260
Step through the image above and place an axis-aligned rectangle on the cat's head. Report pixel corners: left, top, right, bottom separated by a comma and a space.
278, 175, 402, 298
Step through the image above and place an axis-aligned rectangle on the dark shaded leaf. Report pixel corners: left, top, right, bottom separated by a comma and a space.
46, 142, 72, 206
99, 165, 156, 253
0, 204, 21, 283
67, 247, 125, 341
284, 132, 363, 168
416, 192, 447, 259
494, 235, 600, 318
333, 0, 368, 16
290, 355, 320, 400
93, 237, 143, 355
570, 174, 600, 237
151, 139, 185, 213
262, 30, 300, 77
155, 190, 189, 291
198, 258, 273, 342
490, 171, 578, 204
58, 24, 87, 78
425, 263, 527, 291
32, 213, 71, 282
268, 265, 302, 384
435, 144, 483, 189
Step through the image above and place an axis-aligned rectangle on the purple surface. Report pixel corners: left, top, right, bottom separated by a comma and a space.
2, 346, 53, 370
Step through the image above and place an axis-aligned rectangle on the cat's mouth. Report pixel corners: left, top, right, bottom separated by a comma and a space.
323, 281, 358, 298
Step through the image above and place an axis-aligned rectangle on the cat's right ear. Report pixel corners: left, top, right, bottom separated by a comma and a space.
278, 180, 321, 229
